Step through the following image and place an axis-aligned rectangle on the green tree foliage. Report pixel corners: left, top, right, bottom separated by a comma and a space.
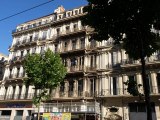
82, 1, 160, 119
82, 0, 160, 59
23, 49, 67, 106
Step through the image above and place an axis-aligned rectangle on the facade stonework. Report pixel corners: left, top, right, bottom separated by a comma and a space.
0, 6, 160, 120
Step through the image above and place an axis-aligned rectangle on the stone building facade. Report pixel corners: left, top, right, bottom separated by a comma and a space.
0, 5, 160, 120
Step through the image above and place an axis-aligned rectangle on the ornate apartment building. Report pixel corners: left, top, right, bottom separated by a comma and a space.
0, 5, 160, 120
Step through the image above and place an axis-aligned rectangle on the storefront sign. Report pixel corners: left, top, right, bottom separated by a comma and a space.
42, 112, 71, 120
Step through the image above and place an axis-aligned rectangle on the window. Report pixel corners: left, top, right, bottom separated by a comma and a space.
157, 73, 160, 93
112, 52, 118, 67
72, 40, 76, 50
23, 37, 27, 43
27, 49, 30, 54
73, 24, 78, 31
63, 59, 67, 67
60, 82, 65, 92
66, 26, 70, 33
79, 56, 84, 66
71, 57, 77, 66
128, 75, 135, 81
0, 67, 2, 74
56, 28, 60, 36
75, 10, 78, 15
9, 69, 12, 78
78, 80, 83, 96
34, 33, 39, 41
32, 47, 36, 54
17, 68, 20, 77
113, 77, 117, 95
16, 110, 23, 116
68, 81, 74, 96
29, 35, 33, 42
90, 55, 96, 68
42, 31, 47, 40
129, 103, 155, 112
67, 12, 71, 17
64, 42, 68, 51
55, 44, 58, 52
1, 110, 11, 115
80, 38, 85, 49
90, 78, 96, 96
40, 46, 45, 54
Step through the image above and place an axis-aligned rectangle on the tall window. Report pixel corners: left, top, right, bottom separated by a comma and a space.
129, 103, 155, 112
90, 78, 96, 96
34, 33, 39, 41
73, 24, 78, 31
113, 77, 117, 95
40, 46, 44, 54
29, 35, 33, 42
78, 80, 83, 95
20, 51, 23, 58
64, 42, 68, 51
72, 40, 76, 50
66, 26, 70, 33
80, 38, 85, 49
112, 52, 118, 67
157, 73, 160, 93
42, 31, 47, 40
17, 68, 20, 78
71, 57, 77, 66
56, 28, 60, 36
55, 44, 58, 53
90, 55, 96, 68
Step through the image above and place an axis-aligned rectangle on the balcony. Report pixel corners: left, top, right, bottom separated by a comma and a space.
86, 65, 97, 72
51, 91, 96, 99
67, 65, 84, 73
7, 56, 24, 66
33, 101, 100, 114
98, 89, 124, 97
0, 116, 10, 120
60, 27, 85, 37
0, 93, 34, 101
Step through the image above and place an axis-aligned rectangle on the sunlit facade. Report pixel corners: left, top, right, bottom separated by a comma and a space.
0, 5, 160, 120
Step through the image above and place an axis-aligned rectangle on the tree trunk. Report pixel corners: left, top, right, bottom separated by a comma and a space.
38, 104, 40, 120
140, 56, 152, 120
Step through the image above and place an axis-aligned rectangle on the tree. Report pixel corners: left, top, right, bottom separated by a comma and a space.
23, 49, 66, 120
82, 0, 160, 120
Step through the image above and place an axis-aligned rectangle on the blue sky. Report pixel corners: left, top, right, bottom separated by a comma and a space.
0, 0, 88, 56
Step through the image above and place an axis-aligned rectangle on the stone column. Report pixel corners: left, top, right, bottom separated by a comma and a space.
28, 85, 34, 99
64, 81, 68, 97
10, 109, 16, 120
136, 73, 143, 94
96, 77, 100, 96
118, 76, 123, 95
123, 75, 128, 95
6, 85, 13, 99
150, 72, 158, 94
0, 85, 6, 100
155, 105, 160, 120
20, 84, 26, 99
14, 85, 19, 99
73, 80, 78, 97
117, 51, 121, 64
123, 106, 129, 120
108, 52, 112, 67
83, 77, 87, 97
